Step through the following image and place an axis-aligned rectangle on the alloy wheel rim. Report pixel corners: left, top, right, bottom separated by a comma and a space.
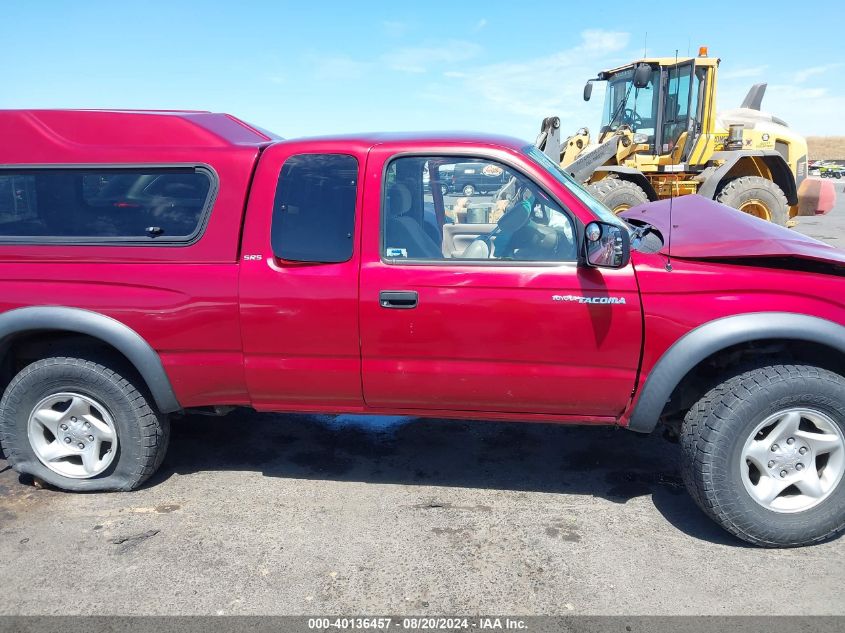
740, 407, 845, 513
27, 392, 118, 479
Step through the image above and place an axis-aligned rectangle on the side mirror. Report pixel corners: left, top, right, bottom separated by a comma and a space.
584, 221, 630, 269
583, 81, 593, 101
633, 64, 651, 89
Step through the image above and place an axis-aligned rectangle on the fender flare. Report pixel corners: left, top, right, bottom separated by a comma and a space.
0, 306, 181, 413
696, 150, 798, 205
594, 166, 659, 201
626, 312, 845, 433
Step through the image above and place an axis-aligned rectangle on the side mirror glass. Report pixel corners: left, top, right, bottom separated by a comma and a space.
633, 64, 651, 89
583, 81, 593, 101
584, 221, 630, 269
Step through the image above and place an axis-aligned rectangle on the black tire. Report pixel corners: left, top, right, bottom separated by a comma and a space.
462, 184, 476, 196
681, 365, 845, 547
440, 184, 449, 196
586, 178, 649, 214
0, 356, 169, 492
715, 176, 789, 226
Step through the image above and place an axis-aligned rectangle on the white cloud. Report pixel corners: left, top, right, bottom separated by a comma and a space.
382, 20, 408, 38
721, 65, 768, 80
792, 63, 843, 84
383, 40, 483, 74
429, 29, 630, 127
716, 62, 845, 134
718, 82, 845, 135
579, 29, 629, 54
473, 18, 488, 32
309, 55, 370, 81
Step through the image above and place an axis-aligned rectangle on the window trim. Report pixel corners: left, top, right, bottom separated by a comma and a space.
270, 152, 359, 264
380, 151, 582, 267
0, 163, 219, 247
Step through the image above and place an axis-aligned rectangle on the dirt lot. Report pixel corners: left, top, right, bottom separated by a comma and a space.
807, 136, 845, 160
2, 188, 845, 616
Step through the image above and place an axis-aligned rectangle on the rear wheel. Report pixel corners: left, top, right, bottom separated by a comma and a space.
462, 184, 476, 196
715, 176, 789, 226
681, 365, 845, 547
0, 356, 169, 492
586, 178, 649, 214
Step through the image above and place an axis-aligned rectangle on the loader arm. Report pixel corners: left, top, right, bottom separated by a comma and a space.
536, 116, 562, 163
563, 135, 620, 183
535, 116, 622, 184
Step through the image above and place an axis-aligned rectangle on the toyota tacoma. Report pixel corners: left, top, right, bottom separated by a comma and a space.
1, 109, 844, 547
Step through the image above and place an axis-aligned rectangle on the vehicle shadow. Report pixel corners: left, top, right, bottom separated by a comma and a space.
147, 409, 744, 547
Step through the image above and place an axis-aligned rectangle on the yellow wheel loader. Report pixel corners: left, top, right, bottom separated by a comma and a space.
537, 48, 812, 225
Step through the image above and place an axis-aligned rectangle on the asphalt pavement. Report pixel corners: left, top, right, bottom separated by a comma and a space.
793, 180, 845, 247
2, 187, 845, 616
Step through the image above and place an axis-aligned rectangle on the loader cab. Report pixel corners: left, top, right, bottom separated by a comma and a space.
593, 55, 714, 165
598, 65, 660, 146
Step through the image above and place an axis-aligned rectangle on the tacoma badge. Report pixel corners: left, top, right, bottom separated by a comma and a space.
552, 294, 627, 304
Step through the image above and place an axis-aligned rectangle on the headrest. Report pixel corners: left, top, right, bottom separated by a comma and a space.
387, 183, 412, 217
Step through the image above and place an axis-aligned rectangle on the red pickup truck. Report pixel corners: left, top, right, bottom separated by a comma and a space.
1, 110, 845, 548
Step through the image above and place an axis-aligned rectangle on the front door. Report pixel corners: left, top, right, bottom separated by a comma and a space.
359, 150, 642, 418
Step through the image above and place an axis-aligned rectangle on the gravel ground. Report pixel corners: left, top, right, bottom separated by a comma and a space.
1, 186, 845, 616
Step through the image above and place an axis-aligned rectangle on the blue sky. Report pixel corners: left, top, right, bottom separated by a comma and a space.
3, 1, 843, 140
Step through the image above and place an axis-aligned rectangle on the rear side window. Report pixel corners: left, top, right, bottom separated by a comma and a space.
0, 167, 214, 243
271, 154, 358, 263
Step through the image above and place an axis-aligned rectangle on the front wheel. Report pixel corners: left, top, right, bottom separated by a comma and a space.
681, 365, 845, 547
0, 356, 170, 492
462, 184, 476, 196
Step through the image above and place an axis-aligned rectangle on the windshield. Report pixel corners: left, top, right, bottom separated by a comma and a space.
523, 145, 629, 231
600, 67, 659, 143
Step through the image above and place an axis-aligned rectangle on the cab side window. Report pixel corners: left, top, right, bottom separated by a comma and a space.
272, 153, 358, 263
383, 156, 576, 262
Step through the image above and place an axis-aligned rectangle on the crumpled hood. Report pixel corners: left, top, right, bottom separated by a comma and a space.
621, 195, 845, 265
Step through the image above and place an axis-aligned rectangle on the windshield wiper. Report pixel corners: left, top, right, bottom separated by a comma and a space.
607, 81, 634, 130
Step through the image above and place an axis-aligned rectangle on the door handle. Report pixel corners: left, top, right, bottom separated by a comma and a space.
379, 291, 418, 309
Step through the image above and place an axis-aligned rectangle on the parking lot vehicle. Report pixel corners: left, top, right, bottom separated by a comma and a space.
446, 161, 510, 196
819, 164, 844, 179
2, 109, 845, 547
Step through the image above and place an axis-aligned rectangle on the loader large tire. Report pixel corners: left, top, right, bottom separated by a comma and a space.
586, 178, 649, 214
715, 176, 789, 226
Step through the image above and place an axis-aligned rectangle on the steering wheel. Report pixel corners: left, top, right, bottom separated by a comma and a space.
621, 108, 643, 128
460, 201, 532, 259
